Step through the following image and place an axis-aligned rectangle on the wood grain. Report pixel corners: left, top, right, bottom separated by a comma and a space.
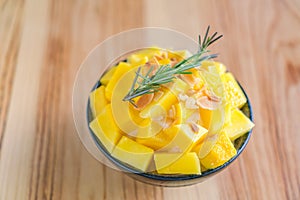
0, 0, 299, 199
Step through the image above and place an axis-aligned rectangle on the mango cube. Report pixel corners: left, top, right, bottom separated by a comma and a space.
201, 61, 227, 75
200, 131, 237, 169
154, 152, 201, 174
199, 103, 232, 130
136, 129, 176, 150
127, 47, 161, 65
160, 124, 208, 153
222, 72, 247, 108
139, 89, 178, 118
111, 136, 154, 172
100, 67, 117, 86
140, 79, 188, 119
167, 50, 189, 61
105, 62, 132, 101
199, 107, 212, 129
89, 104, 122, 153
223, 108, 254, 141
89, 86, 108, 118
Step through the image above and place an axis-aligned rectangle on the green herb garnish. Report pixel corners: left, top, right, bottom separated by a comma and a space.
123, 26, 223, 106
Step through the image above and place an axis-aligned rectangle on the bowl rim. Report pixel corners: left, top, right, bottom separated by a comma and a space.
86, 77, 253, 182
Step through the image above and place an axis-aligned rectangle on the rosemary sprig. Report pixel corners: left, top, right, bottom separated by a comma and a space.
123, 26, 223, 106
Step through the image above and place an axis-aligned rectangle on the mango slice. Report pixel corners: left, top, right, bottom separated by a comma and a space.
222, 72, 247, 108
89, 104, 122, 153
154, 152, 201, 175
111, 136, 154, 172
105, 62, 132, 101
223, 108, 254, 141
200, 131, 237, 169
100, 67, 117, 86
89, 86, 108, 118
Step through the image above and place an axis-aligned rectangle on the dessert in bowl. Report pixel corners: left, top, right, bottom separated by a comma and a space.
86, 28, 254, 187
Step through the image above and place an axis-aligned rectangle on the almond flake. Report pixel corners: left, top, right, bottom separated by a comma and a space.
186, 112, 200, 123
196, 96, 220, 110
136, 93, 154, 110
157, 118, 173, 129
154, 91, 164, 101
168, 105, 176, 118
178, 93, 188, 101
185, 97, 198, 109
189, 122, 199, 133
169, 146, 182, 153
187, 89, 196, 96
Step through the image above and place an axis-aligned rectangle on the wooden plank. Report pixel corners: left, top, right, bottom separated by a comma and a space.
0, 0, 24, 149
0, 0, 50, 199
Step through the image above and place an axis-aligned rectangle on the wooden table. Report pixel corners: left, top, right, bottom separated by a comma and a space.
1, 0, 299, 199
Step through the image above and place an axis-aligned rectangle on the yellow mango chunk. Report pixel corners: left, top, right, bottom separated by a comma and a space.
111, 136, 154, 172
199, 107, 212, 129
127, 54, 148, 65
140, 79, 188, 119
110, 67, 147, 135
200, 131, 237, 169
105, 62, 132, 101
135, 103, 183, 149
89, 86, 108, 118
181, 107, 196, 123
167, 50, 190, 61
127, 47, 162, 65
136, 130, 175, 150
223, 108, 254, 141
224, 103, 232, 126
199, 103, 231, 129
159, 124, 208, 153
191, 140, 204, 155
140, 89, 178, 119
100, 67, 117, 86
136, 120, 162, 139
167, 78, 190, 94
158, 58, 171, 65
222, 72, 247, 108
136, 102, 182, 138
201, 61, 227, 75
181, 68, 204, 90
154, 152, 201, 175
89, 104, 122, 153
128, 104, 150, 126
173, 103, 183, 124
